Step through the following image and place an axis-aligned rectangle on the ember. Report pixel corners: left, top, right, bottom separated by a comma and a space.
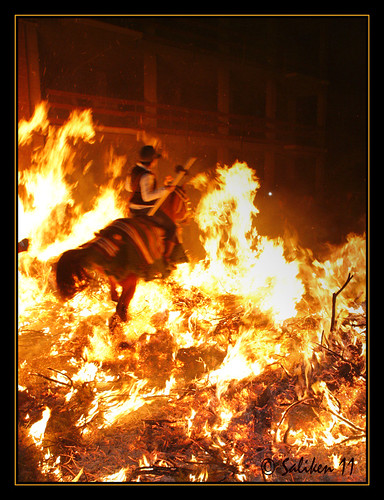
17, 104, 367, 483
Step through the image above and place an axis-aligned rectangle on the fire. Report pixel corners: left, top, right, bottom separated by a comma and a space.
186, 162, 305, 324
28, 406, 51, 450
18, 104, 367, 483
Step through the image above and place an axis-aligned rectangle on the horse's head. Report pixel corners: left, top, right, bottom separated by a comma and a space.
56, 248, 90, 300
162, 186, 191, 223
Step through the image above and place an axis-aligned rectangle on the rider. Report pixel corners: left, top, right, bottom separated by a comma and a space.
126, 145, 177, 267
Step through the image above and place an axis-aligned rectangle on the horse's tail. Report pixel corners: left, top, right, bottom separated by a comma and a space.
56, 248, 90, 300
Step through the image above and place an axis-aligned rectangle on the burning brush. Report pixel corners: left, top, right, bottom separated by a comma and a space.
17, 104, 367, 483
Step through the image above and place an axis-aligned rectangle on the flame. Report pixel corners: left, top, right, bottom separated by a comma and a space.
18, 104, 366, 483
28, 406, 51, 447
186, 162, 305, 324
18, 102, 49, 146
102, 468, 127, 482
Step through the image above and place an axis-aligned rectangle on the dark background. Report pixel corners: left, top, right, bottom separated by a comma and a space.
102, 15, 368, 191
101, 15, 369, 247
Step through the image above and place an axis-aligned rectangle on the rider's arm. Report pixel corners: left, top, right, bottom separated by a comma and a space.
140, 173, 167, 202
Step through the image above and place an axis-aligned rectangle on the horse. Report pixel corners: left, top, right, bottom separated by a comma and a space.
55, 187, 190, 322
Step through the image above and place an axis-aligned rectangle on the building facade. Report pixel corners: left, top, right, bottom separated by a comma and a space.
17, 16, 329, 197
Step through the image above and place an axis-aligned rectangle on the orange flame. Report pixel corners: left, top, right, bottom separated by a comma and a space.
18, 104, 366, 483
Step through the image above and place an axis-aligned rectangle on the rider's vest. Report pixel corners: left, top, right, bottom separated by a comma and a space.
129, 164, 156, 208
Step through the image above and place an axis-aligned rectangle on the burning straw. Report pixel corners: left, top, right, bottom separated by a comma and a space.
17, 104, 367, 483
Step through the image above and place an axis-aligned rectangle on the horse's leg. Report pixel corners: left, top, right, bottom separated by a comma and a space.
116, 274, 137, 322
109, 276, 119, 302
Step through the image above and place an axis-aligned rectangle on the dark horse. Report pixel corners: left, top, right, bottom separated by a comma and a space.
56, 188, 190, 321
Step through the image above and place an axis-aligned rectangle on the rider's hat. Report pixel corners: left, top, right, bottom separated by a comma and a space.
139, 145, 162, 163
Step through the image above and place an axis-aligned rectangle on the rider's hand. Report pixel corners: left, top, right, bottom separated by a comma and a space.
164, 176, 175, 191
164, 175, 173, 186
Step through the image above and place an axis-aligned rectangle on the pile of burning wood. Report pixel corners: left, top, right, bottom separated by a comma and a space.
17, 271, 366, 483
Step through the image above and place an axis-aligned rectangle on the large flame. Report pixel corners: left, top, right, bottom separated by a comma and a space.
18, 104, 366, 483
178, 162, 305, 324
